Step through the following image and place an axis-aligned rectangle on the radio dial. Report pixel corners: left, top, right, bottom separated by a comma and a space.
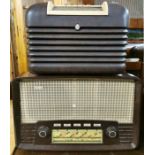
38, 126, 49, 138
75, 24, 80, 30
106, 126, 117, 138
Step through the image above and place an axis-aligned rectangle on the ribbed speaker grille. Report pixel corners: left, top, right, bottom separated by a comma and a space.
28, 28, 127, 62
27, 27, 127, 74
20, 79, 135, 124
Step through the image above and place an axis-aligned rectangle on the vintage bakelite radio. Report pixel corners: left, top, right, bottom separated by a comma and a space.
12, 74, 141, 151
26, 1, 129, 74
12, 1, 142, 151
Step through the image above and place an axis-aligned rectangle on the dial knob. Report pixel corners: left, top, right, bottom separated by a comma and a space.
75, 24, 80, 31
37, 126, 49, 138
106, 126, 117, 138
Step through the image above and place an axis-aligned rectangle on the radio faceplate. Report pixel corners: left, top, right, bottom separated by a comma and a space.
35, 121, 119, 145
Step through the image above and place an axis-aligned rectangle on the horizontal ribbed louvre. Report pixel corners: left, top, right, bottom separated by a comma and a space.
28, 28, 128, 34
29, 46, 126, 51
29, 57, 126, 62
20, 124, 36, 143
29, 34, 127, 39
29, 51, 126, 57
118, 124, 134, 143
27, 27, 128, 74
29, 40, 127, 46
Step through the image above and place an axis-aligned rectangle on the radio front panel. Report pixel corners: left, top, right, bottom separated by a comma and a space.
35, 121, 119, 145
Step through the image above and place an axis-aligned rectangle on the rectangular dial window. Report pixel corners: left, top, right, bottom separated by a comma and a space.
52, 129, 103, 144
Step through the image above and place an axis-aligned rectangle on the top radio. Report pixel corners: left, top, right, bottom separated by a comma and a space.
26, 2, 129, 74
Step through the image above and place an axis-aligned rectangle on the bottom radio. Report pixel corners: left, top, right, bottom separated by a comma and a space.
12, 74, 141, 151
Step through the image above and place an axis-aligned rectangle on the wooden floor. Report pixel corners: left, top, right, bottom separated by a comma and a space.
11, 102, 144, 155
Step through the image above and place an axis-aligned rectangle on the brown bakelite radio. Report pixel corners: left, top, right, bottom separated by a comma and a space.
12, 74, 141, 151
12, 1, 142, 151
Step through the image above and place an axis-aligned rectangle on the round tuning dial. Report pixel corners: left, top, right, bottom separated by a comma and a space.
106, 126, 117, 138
75, 24, 80, 31
37, 126, 49, 138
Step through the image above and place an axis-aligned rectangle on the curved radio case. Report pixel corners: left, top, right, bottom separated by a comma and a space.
26, 2, 129, 74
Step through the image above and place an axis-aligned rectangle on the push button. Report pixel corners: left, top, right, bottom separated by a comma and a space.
53, 123, 61, 127
73, 123, 81, 127
83, 123, 91, 127
93, 123, 101, 127
64, 123, 71, 127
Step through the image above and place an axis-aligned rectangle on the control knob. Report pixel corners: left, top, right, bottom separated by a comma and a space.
106, 126, 117, 138
37, 126, 49, 138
